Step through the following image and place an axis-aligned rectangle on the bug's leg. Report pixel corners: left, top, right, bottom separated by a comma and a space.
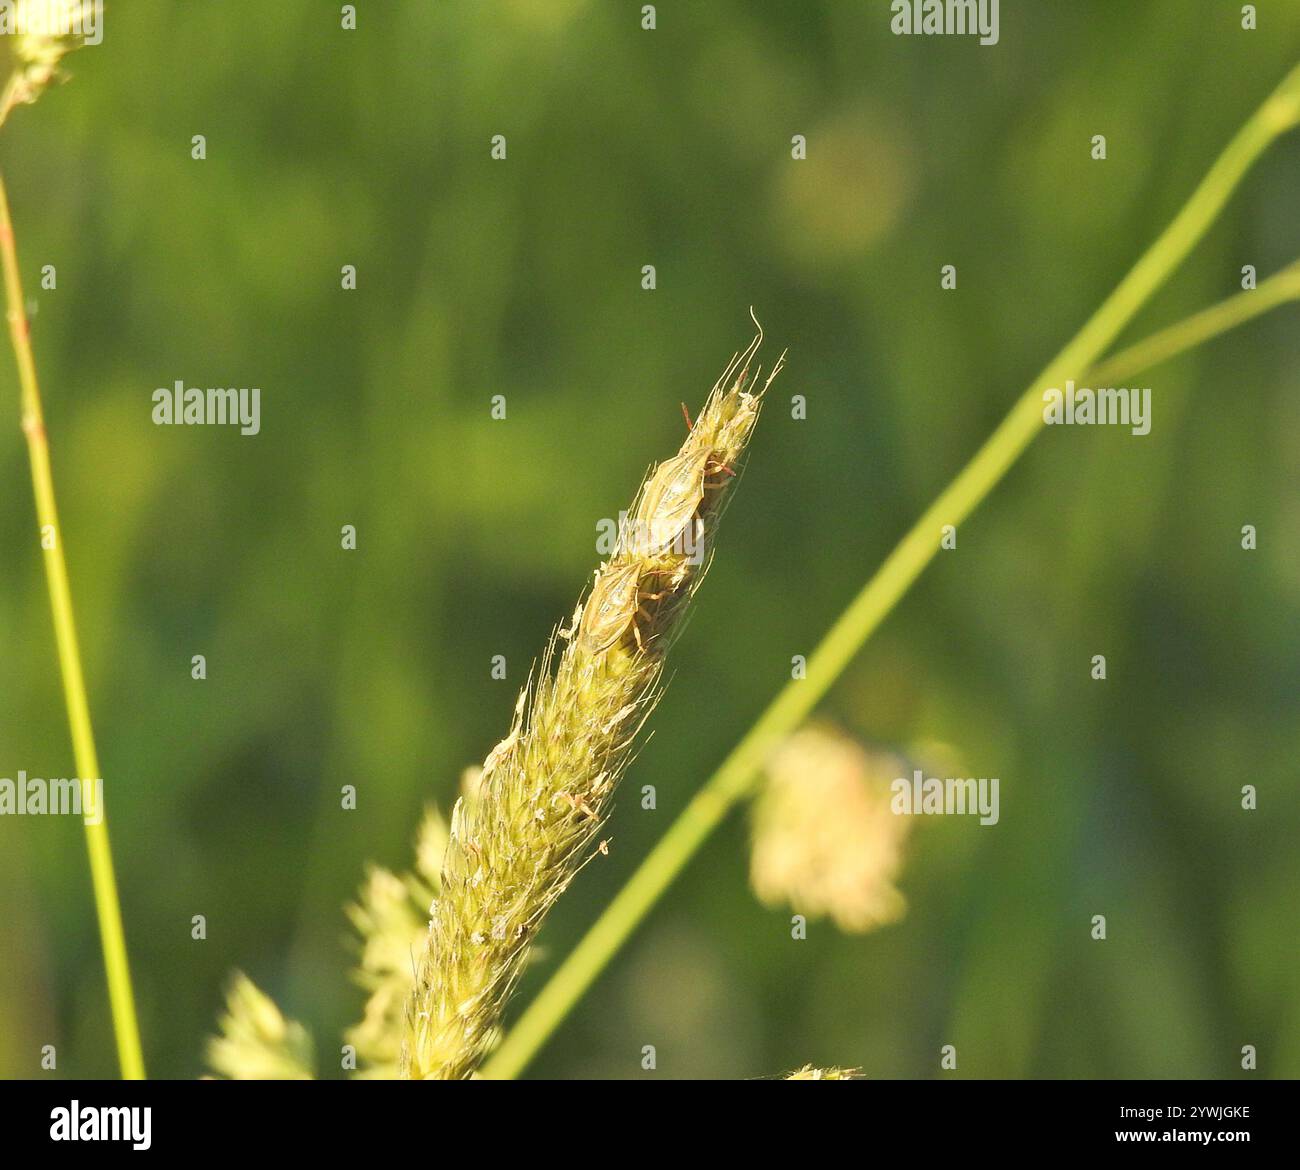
633, 596, 670, 649
680, 401, 695, 431
554, 791, 588, 818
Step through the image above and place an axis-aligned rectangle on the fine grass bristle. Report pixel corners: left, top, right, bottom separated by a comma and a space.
400, 325, 783, 1080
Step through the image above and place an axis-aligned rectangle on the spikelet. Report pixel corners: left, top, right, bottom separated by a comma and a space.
750, 724, 912, 934
206, 973, 314, 1080
785, 1064, 861, 1080
0, 0, 97, 128
345, 807, 447, 1077
402, 325, 784, 1079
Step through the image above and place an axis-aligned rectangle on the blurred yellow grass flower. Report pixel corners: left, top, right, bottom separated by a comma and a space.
750, 724, 912, 933
785, 1064, 861, 1080
0, 0, 98, 128
207, 973, 314, 1081
344, 807, 447, 1077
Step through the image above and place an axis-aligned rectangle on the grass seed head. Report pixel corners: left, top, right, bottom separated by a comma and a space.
401, 322, 782, 1079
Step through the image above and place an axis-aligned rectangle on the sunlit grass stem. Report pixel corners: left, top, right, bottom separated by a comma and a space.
482, 60, 1300, 1079
0, 173, 145, 1080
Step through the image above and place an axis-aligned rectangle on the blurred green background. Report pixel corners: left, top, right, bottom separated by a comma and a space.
1, 0, 1297, 1079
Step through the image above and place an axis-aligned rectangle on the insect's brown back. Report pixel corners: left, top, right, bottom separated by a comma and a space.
631, 448, 708, 555
577, 562, 641, 654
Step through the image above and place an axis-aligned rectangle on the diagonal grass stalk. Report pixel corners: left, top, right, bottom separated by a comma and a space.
0, 174, 145, 1080
482, 60, 1300, 1078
